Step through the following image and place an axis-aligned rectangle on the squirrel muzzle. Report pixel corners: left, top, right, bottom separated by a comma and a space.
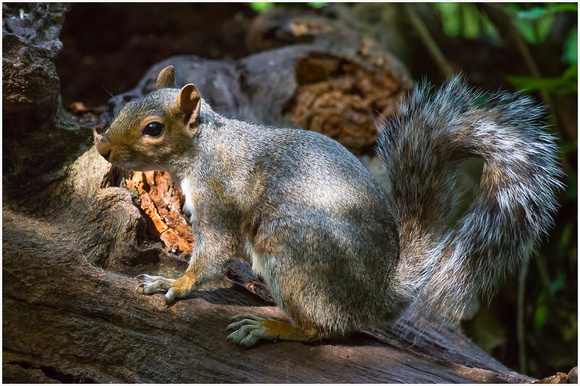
93, 127, 112, 161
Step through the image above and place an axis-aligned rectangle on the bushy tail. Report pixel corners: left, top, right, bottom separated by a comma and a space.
376, 76, 564, 319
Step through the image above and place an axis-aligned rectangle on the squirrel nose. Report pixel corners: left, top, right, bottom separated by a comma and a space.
93, 127, 112, 160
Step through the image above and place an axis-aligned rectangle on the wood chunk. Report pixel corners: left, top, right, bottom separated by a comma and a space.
125, 171, 194, 254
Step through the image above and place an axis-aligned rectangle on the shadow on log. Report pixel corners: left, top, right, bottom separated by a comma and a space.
2, 3, 540, 383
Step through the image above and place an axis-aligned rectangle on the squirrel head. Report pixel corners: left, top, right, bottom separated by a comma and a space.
94, 66, 202, 171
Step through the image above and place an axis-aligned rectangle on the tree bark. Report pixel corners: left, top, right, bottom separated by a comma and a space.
2, 204, 533, 383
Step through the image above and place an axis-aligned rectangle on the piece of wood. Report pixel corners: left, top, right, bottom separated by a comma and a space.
3, 206, 532, 383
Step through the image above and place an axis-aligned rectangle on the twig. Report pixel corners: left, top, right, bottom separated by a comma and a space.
517, 254, 530, 375
478, 4, 555, 112
404, 3, 455, 79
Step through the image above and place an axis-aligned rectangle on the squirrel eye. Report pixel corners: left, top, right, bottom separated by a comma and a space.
143, 122, 164, 137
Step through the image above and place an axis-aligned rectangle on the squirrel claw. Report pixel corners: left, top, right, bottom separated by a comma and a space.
228, 314, 267, 324
164, 288, 177, 306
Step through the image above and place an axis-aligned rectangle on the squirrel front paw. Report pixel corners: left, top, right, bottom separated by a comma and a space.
135, 274, 179, 304
135, 272, 199, 305
135, 274, 174, 293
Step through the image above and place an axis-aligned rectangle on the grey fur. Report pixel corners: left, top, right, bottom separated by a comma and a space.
376, 76, 564, 319
96, 73, 563, 345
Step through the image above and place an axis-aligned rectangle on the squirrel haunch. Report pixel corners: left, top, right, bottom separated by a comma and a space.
94, 66, 563, 347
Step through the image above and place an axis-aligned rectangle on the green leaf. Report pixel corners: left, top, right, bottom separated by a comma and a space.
480, 12, 500, 39
548, 278, 566, 295
250, 2, 275, 13
435, 3, 461, 37
562, 26, 578, 63
534, 304, 549, 330
506, 65, 578, 95
514, 18, 538, 44
307, 2, 327, 9
536, 13, 555, 42
514, 3, 578, 43
552, 3, 579, 12
435, 3, 501, 40
562, 314, 578, 341
518, 7, 550, 20
462, 4, 480, 39
519, 4, 578, 19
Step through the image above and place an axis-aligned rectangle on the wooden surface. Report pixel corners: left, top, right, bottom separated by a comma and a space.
3, 202, 533, 383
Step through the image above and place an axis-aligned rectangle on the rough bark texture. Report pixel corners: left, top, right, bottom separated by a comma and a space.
2, 204, 534, 383
124, 171, 194, 256
1, 3, 554, 384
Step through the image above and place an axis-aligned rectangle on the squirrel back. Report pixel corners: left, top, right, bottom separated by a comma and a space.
376, 77, 564, 319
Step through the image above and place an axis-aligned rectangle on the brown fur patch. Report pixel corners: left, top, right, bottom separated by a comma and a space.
171, 268, 199, 294
260, 319, 321, 342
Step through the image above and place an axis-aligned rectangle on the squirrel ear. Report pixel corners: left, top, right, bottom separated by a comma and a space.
177, 84, 201, 126
156, 66, 176, 89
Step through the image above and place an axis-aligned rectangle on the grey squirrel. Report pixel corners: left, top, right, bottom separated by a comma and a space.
93, 65, 563, 347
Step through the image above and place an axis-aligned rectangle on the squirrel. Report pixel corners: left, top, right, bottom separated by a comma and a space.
93, 65, 563, 347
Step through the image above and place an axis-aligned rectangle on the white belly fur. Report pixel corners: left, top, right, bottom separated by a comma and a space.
244, 240, 287, 314
179, 177, 197, 224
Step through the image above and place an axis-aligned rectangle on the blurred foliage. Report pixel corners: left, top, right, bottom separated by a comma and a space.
507, 3, 577, 95
513, 3, 578, 44
249, 2, 327, 13
434, 3, 499, 40
432, 2, 577, 378
435, 3, 578, 95
249, 2, 275, 12
507, 65, 577, 95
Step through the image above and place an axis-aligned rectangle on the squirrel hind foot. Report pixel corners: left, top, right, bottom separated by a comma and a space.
226, 314, 324, 347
